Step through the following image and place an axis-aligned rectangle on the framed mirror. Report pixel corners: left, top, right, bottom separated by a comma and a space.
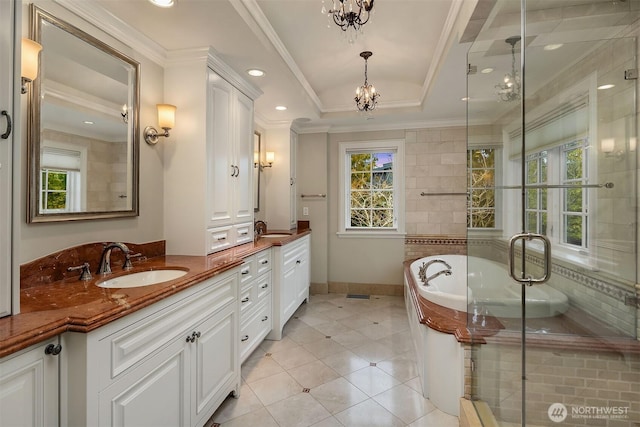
253, 132, 261, 212
27, 5, 140, 222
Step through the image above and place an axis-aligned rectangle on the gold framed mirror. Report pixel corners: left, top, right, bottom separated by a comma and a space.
27, 5, 140, 222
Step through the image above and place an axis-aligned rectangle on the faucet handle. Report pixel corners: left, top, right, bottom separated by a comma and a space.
124, 252, 143, 270
67, 262, 92, 281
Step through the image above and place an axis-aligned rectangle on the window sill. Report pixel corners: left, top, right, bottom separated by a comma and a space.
337, 231, 406, 239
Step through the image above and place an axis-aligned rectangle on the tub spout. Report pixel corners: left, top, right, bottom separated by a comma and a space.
418, 258, 452, 284
425, 268, 452, 286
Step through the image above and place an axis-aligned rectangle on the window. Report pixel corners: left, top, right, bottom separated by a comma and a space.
467, 148, 496, 228
522, 139, 590, 250
338, 140, 404, 237
39, 144, 85, 213
40, 169, 71, 212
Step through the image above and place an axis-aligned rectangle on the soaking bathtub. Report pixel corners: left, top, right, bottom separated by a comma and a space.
408, 254, 569, 318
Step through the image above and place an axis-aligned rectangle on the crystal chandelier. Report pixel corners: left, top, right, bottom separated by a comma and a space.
322, 0, 374, 35
355, 51, 380, 112
495, 36, 521, 102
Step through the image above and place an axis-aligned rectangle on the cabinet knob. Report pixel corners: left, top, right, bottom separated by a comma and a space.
44, 343, 62, 356
186, 331, 201, 343
241, 296, 250, 303
241, 335, 249, 342
260, 283, 269, 289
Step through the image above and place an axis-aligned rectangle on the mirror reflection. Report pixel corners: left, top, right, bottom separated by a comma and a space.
28, 6, 140, 222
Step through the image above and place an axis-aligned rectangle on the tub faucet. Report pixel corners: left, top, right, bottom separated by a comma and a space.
97, 242, 130, 274
425, 268, 452, 286
418, 258, 452, 284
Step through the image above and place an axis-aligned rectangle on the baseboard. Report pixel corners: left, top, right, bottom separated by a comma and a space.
326, 281, 404, 296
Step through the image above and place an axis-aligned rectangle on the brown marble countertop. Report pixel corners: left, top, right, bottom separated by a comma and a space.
0, 229, 310, 359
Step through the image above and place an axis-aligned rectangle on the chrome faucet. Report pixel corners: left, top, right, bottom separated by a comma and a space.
254, 220, 267, 241
97, 243, 130, 274
418, 258, 453, 285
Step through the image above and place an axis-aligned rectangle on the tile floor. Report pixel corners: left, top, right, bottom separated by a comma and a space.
206, 293, 460, 427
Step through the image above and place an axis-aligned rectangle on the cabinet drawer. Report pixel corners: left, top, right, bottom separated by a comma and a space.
104, 274, 236, 379
282, 241, 308, 270
239, 257, 255, 286
207, 226, 233, 254
239, 282, 255, 317
239, 299, 272, 362
256, 249, 272, 275
255, 272, 271, 303
234, 222, 253, 246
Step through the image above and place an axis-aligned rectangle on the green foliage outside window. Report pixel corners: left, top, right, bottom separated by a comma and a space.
467, 149, 496, 228
349, 152, 394, 228
40, 169, 68, 211
563, 145, 586, 246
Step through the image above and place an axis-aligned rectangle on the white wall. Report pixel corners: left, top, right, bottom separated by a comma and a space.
19, 1, 165, 263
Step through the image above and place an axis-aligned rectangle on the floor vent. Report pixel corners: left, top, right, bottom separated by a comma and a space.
346, 294, 370, 299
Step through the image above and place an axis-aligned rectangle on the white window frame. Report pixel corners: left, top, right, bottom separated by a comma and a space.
337, 139, 405, 238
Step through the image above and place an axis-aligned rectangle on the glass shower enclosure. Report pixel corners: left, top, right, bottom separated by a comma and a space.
466, 1, 640, 425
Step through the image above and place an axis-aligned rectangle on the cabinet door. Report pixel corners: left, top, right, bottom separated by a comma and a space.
0, 340, 59, 427
0, 0, 15, 318
281, 265, 298, 322
295, 248, 310, 303
233, 91, 254, 224
289, 130, 298, 229
191, 303, 238, 424
207, 70, 234, 228
99, 338, 190, 427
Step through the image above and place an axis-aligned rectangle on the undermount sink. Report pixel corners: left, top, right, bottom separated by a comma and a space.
261, 233, 292, 238
97, 269, 188, 289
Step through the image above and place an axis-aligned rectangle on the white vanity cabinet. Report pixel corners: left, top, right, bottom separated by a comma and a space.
267, 235, 310, 340
0, 338, 61, 427
239, 249, 273, 363
64, 269, 240, 427
164, 48, 261, 256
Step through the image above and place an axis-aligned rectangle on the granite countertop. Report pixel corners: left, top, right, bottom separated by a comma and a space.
0, 229, 310, 359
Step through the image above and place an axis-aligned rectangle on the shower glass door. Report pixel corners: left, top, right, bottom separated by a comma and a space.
467, 1, 639, 425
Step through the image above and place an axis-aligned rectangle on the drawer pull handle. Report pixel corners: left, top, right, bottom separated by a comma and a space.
217, 237, 227, 241
262, 316, 269, 322
241, 297, 250, 303
186, 331, 201, 343
44, 343, 62, 356
240, 231, 249, 236
241, 269, 250, 275
296, 260, 301, 264
260, 260, 269, 265
241, 335, 249, 342
260, 283, 269, 289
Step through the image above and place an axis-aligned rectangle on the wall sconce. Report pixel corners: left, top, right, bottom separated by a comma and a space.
21, 38, 42, 94
144, 104, 176, 145
257, 151, 275, 170
121, 104, 129, 124
601, 138, 623, 160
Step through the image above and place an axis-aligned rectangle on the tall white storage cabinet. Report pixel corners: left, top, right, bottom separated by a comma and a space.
0, 0, 16, 317
164, 48, 261, 255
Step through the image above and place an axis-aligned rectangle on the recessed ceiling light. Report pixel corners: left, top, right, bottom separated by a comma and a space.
247, 69, 265, 77
598, 84, 615, 90
83, 120, 94, 125
480, 68, 494, 74
275, 106, 287, 111
544, 43, 563, 51
149, 0, 175, 7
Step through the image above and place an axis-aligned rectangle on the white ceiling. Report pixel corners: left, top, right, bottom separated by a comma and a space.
87, 0, 471, 133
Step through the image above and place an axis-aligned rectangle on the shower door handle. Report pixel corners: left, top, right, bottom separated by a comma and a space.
507, 233, 551, 285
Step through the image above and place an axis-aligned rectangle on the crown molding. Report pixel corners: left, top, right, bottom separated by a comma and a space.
54, 0, 167, 66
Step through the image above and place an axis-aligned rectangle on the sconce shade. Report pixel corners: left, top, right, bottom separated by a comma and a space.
601, 138, 615, 153
157, 104, 176, 129
21, 38, 42, 82
266, 151, 275, 164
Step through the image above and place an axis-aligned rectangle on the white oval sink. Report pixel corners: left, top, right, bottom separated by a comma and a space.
262, 233, 291, 238
97, 269, 188, 289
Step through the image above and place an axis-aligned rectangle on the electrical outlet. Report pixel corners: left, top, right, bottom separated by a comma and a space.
303, 206, 309, 216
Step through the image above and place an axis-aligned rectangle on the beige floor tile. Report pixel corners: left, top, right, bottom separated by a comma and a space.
376, 352, 419, 382
288, 359, 340, 389
241, 354, 284, 384
259, 336, 300, 353
311, 321, 352, 337
373, 383, 437, 424
350, 340, 398, 362
319, 306, 355, 321
302, 338, 347, 359
404, 376, 424, 395
376, 330, 414, 354
309, 377, 369, 414
248, 371, 303, 406
337, 314, 377, 330
297, 312, 334, 327
219, 407, 279, 427
310, 416, 344, 427
344, 366, 401, 397
408, 408, 459, 427
334, 398, 405, 427
266, 392, 331, 427
211, 383, 264, 424
331, 329, 372, 349
306, 301, 341, 312
357, 322, 397, 340
321, 349, 371, 376
286, 325, 329, 345
270, 344, 318, 369
282, 317, 310, 334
